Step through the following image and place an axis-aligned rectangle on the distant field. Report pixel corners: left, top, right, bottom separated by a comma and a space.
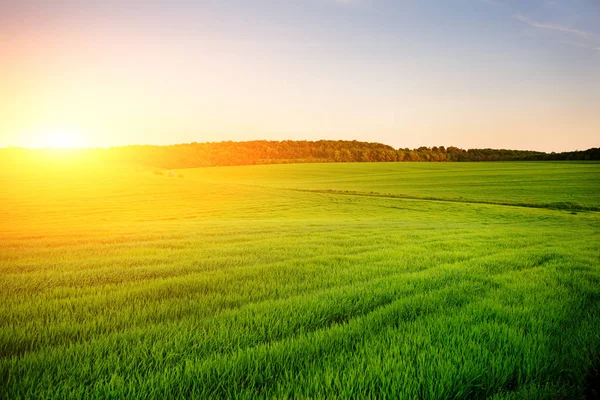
193, 161, 600, 210
1, 159, 599, 398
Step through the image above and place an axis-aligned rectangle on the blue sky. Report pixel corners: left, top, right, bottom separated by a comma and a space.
0, 0, 598, 150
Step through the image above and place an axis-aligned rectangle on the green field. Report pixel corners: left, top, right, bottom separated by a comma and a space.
1, 160, 599, 398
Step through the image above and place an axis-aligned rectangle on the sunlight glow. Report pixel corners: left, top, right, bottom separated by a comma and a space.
34, 129, 88, 149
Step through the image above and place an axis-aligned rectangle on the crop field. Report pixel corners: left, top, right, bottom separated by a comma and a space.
1, 157, 599, 398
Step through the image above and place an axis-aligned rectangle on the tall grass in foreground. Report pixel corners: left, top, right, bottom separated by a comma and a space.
1, 160, 599, 398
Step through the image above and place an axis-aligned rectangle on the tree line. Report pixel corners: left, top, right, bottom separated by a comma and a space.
3, 140, 599, 168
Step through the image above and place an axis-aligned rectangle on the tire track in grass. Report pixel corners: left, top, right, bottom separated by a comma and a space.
270, 187, 600, 212
6, 243, 556, 368
125, 280, 493, 399
1, 240, 554, 360
0, 243, 520, 358
192, 264, 598, 399
2, 278, 493, 399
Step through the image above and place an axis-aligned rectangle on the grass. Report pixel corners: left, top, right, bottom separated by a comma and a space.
1, 158, 599, 398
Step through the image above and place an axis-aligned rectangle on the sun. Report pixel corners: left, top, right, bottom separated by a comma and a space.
36, 129, 88, 149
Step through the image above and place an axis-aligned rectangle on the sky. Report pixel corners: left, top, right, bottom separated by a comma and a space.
0, 0, 598, 151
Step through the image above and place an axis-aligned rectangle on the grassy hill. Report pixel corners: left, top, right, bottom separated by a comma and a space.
1, 158, 599, 398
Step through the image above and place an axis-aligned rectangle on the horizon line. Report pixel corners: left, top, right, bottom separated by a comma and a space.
1, 139, 597, 154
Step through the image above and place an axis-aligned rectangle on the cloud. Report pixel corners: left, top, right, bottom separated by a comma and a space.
514, 12, 600, 52
478, 0, 600, 53
515, 13, 592, 38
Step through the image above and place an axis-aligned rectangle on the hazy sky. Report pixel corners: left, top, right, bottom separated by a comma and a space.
1, 0, 598, 151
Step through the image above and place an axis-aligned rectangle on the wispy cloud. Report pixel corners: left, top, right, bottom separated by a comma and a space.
513, 12, 600, 53
515, 13, 592, 38
479, 0, 596, 40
